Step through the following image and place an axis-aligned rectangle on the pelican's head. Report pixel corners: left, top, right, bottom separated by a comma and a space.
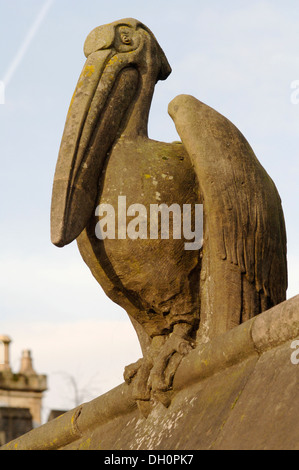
84, 18, 171, 81
51, 19, 171, 247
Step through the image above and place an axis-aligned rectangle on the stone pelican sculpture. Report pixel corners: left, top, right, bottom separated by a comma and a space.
51, 18, 287, 416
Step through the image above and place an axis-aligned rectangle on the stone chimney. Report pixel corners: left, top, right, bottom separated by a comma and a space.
19, 350, 36, 375
0, 338, 47, 426
0, 335, 12, 372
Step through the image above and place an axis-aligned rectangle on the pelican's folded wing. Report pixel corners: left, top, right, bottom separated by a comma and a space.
169, 95, 287, 314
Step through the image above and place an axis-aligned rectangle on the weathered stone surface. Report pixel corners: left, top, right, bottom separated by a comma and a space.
214, 343, 299, 450
169, 94, 287, 340
2, 295, 298, 450
49, 18, 288, 412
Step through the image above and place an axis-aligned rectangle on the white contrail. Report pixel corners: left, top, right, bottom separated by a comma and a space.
2, 0, 54, 87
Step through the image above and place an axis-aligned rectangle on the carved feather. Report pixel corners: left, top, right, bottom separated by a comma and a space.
169, 95, 287, 333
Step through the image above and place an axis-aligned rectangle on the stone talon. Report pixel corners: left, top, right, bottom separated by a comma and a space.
177, 341, 193, 356
127, 323, 195, 412
164, 353, 185, 389
147, 324, 194, 400
124, 358, 143, 384
153, 390, 172, 409
136, 400, 152, 419
131, 359, 153, 402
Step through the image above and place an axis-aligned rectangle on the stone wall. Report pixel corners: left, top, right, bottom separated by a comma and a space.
1, 295, 299, 451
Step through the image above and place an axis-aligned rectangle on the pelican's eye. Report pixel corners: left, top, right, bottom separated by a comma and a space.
115, 26, 138, 52
121, 32, 131, 45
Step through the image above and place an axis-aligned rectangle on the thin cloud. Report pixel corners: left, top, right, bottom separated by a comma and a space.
2, 0, 54, 87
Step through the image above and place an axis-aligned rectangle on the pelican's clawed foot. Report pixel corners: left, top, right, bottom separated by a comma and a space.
148, 323, 194, 404
124, 358, 144, 384
124, 355, 154, 415
127, 356, 154, 418
124, 323, 195, 417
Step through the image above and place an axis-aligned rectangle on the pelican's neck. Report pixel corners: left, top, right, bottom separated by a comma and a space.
121, 73, 155, 140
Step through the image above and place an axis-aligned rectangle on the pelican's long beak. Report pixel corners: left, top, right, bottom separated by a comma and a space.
51, 49, 139, 247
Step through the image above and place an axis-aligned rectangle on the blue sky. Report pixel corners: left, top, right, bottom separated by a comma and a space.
0, 0, 298, 420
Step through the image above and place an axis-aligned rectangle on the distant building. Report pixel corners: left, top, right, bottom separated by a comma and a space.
0, 407, 33, 446
47, 409, 67, 422
0, 335, 47, 445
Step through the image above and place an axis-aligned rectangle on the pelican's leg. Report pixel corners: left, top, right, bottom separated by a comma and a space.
124, 325, 194, 417
124, 336, 166, 418
148, 323, 194, 406
124, 360, 151, 417
124, 357, 153, 417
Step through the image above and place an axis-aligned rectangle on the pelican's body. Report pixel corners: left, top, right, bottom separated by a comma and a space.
78, 137, 200, 338
51, 19, 287, 415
